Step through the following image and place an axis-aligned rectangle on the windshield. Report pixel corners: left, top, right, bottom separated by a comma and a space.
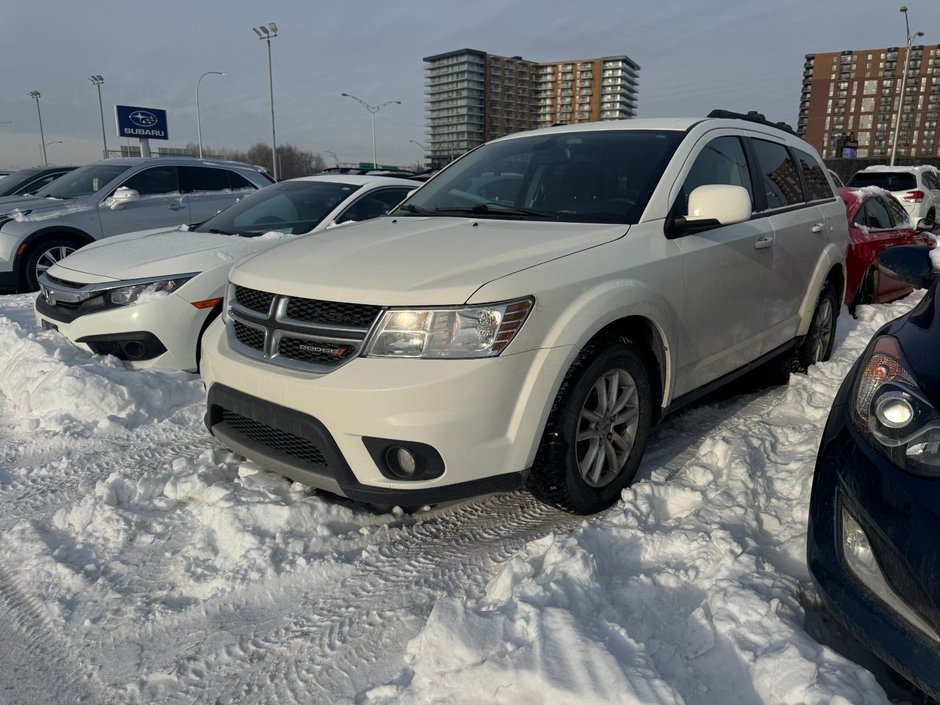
37, 164, 131, 199
395, 130, 683, 224
195, 180, 362, 236
0, 170, 37, 195
847, 172, 918, 191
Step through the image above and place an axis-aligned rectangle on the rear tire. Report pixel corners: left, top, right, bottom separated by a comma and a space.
526, 338, 653, 515
22, 236, 81, 292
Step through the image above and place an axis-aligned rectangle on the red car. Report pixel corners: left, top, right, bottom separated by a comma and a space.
839, 186, 934, 311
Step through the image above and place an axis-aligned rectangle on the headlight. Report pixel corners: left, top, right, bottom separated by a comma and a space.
364, 298, 533, 359
851, 335, 940, 477
107, 274, 195, 306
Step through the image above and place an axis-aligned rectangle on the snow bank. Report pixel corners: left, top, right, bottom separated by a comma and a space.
0, 299, 203, 433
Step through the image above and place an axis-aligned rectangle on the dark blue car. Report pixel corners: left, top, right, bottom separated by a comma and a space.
808, 244, 940, 700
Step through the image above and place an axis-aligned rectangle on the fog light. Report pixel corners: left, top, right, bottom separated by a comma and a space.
388, 446, 417, 477
875, 394, 914, 429
842, 509, 878, 575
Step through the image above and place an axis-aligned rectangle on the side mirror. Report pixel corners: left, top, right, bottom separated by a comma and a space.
108, 186, 140, 210
916, 217, 936, 232
672, 184, 751, 234
878, 245, 937, 290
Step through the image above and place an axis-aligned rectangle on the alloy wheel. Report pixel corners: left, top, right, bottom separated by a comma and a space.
575, 368, 640, 488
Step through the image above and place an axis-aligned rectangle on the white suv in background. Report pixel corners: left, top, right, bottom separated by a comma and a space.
847, 165, 940, 225
201, 111, 848, 514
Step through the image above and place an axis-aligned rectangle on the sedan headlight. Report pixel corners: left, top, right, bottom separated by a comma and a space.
364, 298, 533, 359
107, 274, 195, 306
851, 335, 940, 477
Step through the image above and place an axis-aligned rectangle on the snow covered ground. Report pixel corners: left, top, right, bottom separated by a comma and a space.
0, 292, 929, 704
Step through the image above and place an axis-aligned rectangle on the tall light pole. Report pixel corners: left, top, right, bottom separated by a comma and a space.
28, 91, 47, 167
88, 75, 108, 159
196, 71, 226, 158
252, 22, 279, 180
41, 140, 62, 164
890, 6, 924, 166
341, 93, 401, 169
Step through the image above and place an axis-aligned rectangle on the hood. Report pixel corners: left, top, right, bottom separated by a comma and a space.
0, 195, 75, 219
231, 216, 628, 305
48, 229, 296, 283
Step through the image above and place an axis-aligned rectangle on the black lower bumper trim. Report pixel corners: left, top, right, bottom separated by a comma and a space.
205, 383, 523, 506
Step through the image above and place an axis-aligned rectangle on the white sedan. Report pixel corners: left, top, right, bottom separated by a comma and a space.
34, 174, 416, 371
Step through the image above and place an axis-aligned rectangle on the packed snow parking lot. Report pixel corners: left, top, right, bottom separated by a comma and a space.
0, 292, 930, 704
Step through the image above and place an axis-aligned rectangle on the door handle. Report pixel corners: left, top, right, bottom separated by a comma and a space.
754, 236, 774, 250
811, 222, 825, 233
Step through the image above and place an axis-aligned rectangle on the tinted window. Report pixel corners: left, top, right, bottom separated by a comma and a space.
794, 148, 834, 201
860, 198, 892, 229
337, 187, 411, 223
195, 180, 361, 236
37, 164, 131, 198
750, 139, 803, 209
922, 171, 940, 190
883, 195, 912, 227
677, 136, 753, 216
847, 171, 917, 191
183, 167, 232, 193
397, 130, 685, 224
228, 172, 257, 190
120, 166, 180, 196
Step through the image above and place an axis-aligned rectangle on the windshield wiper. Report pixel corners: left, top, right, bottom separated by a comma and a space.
394, 203, 433, 215
434, 204, 554, 219
203, 227, 238, 235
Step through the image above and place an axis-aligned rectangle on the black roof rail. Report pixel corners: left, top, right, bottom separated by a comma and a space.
707, 109, 795, 135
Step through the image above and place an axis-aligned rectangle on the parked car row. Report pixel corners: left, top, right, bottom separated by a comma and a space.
4, 115, 939, 700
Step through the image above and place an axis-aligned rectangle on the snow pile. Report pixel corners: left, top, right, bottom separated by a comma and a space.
11, 201, 94, 222
0, 311, 203, 433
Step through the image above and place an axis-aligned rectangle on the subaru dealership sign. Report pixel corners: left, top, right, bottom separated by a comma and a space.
115, 105, 168, 140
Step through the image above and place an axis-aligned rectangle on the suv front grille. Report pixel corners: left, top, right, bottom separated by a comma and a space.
221, 408, 326, 466
234, 286, 275, 314
227, 285, 383, 372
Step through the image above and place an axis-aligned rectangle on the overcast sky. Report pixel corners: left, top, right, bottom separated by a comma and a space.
1, 0, 938, 170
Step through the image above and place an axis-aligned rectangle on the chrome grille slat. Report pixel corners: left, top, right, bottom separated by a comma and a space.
227, 286, 382, 372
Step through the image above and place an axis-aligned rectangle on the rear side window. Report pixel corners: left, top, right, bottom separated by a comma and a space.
859, 198, 892, 229
750, 139, 803, 209
182, 167, 258, 193
922, 170, 940, 190
883, 196, 911, 227
794, 148, 834, 201
676, 136, 753, 216
121, 166, 180, 196
847, 171, 917, 191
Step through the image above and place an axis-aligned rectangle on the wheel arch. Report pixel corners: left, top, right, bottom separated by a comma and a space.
797, 246, 846, 336
15, 226, 94, 288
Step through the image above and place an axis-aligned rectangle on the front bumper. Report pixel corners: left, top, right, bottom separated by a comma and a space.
34, 292, 212, 372
200, 317, 577, 503
808, 370, 940, 699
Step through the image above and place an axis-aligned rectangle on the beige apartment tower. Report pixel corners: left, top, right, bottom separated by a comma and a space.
798, 45, 940, 160
424, 49, 639, 168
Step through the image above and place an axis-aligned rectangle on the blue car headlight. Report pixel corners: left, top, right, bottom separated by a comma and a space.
851, 335, 940, 477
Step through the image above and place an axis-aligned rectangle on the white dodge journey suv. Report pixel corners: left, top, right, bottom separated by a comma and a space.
200, 111, 848, 514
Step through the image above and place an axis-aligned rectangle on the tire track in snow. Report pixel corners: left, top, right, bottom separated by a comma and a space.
92, 491, 580, 704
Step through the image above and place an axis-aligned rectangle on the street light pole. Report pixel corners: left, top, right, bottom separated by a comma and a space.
890, 6, 924, 166
340, 93, 401, 168
41, 140, 62, 164
252, 23, 279, 180
28, 91, 47, 167
88, 75, 108, 159
196, 71, 226, 158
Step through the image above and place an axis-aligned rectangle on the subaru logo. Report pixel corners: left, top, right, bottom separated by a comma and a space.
129, 110, 158, 127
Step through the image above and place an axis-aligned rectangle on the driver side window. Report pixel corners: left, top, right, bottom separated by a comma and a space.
119, 166, 180, 196
677, 136, 753, 216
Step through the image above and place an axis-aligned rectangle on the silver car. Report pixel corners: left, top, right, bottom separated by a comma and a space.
0, 157, 272, 292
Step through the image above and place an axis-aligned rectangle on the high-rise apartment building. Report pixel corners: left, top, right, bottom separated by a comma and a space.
798, 45, 940, 160
424, 49, 639, 168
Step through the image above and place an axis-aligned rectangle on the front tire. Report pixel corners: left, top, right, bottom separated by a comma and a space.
527, 339, 653, 514
22, 237, 80, 291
